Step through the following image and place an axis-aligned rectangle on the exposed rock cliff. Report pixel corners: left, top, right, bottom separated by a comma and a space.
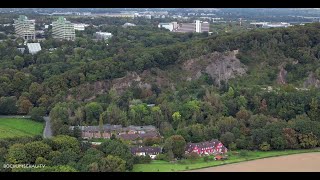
304, 72, 320, 88
66, 50, 247, 102
277, 66, 287, 85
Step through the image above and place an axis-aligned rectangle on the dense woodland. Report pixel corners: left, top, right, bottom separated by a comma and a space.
1, 15, 320, 171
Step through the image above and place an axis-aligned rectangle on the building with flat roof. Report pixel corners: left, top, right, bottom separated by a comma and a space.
95, 32, 113, 40
173, 20, 209, 33
158, 23, 174, 31
27, 43, 41, 55
14, 15, 35, 40
123, 22, 136, 28
73, 23, 89, 31
52, 17, 75, 41
158, 22, 178, 31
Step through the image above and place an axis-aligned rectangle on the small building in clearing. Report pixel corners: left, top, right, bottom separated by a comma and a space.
27, 43, 41, 55
130, 146, 162, 159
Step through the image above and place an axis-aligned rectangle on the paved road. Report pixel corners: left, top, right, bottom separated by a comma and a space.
188, 152, 320, 172
43, 116, 52, 138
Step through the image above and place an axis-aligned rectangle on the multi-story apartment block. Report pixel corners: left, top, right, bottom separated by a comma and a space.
52, 17, 75, 41
14, 15, 35, 40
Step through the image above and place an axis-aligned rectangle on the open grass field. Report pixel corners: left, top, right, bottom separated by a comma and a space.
0, 118, 44, 139
132, 149, 320, 172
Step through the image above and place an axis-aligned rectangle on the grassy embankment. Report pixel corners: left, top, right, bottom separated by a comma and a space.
132, 149, 320, 172
0, 118, 44, 139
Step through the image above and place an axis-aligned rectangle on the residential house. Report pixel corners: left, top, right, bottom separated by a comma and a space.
130, 146, 162, 159
118, 131, 160, 143
70, 124, 159, 141
185, 140, 228, 156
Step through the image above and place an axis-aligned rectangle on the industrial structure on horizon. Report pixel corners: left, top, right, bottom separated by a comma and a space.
158, 20, 210, 33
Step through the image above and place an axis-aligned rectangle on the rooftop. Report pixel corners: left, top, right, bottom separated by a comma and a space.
27, 43, 41, 55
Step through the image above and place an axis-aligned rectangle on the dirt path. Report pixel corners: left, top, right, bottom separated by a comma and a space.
188, 152, 320, 172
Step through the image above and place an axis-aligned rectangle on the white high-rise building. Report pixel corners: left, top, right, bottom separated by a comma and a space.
52, 17, 75, 41
195, 20, 201, 33
14, 15, 35, 40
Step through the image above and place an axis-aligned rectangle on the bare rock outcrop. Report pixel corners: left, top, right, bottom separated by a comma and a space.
277, 67, 287, 85
304, 72, 320, 88
182, 50, 247, 87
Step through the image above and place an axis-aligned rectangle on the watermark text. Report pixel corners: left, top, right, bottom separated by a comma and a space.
3, 164, 46, 169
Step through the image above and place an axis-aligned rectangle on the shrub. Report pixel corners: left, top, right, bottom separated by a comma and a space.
259, 142, 271, 151
298, 133, 318, 149
229, 142, 237, 151
184, 152, 199, 162
203, 156, 209, 162
155, 153, 171, 162
133, 155, 152, 164
239, 150, 249, 157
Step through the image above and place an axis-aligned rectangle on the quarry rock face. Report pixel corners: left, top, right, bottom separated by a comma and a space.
304, 72, 320, 88
183, 50, 247, 87
67, 50, 248, 102
277, 67, 287, 85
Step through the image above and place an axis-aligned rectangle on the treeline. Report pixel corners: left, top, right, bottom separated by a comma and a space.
0, 135, 147, 172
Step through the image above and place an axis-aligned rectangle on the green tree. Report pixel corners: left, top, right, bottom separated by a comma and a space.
17, 96, 33, 115
163, 135, 186, 159
35, 157, 50, 165
29, 107, 46, 122
220, 132, 235, 148
216, 116, 238, 134
98, 140, 134, 170
308, 98, 320, 121
24, 141, 52, 163
76, 148, 104, 172
50, 149, 79, 166
51, 135, 80, 154
13, 55, 24, 69
298, 133, 318, 149
84, 102, 103, 124
100, 103, 127, 126
0, 96, 18, 115
28, 82, 44, 104
6, 144, 28, 164
172, 111, 182, 128
90, 155, 126, 172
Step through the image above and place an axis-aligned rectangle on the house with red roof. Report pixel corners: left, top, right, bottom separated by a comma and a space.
185, 139, 228, 156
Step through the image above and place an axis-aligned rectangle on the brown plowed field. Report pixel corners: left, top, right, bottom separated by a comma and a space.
188, 152, 320, 172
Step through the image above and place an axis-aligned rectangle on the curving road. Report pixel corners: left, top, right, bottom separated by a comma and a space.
188, 152, 320, 172
43, 116, 52, 138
